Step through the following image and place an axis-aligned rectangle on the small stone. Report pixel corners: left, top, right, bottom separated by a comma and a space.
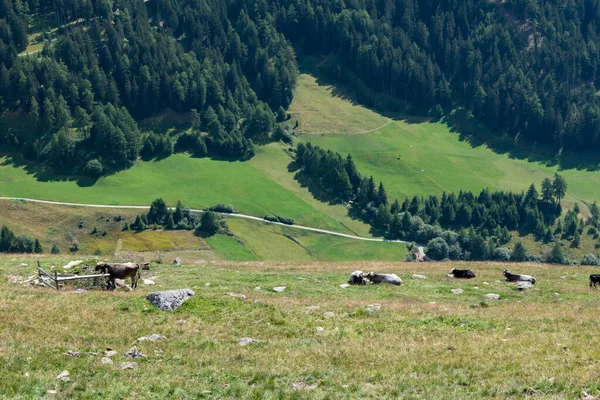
224, 292, 246, 300
554, 293, 560, 296
7, 275, 23, 284
24, 372, 29, 377
483, 282, 490, 285
473, 286, 479, 290
412, 274, 427, 279
316, 327, 324, 332
56, 371, 69, 380
204, 282, 211, 286
142, 279, 155, 285
451, 288, 464, 294
484, 294, 500, 300
173, 257, 181, 266
19, 263, 28, 267
124, 346, 145, 359
136, 334, 166, 343
195, 260, 206, 265
100, 357, 113, 365
273, 286, 286, 293
104, 349, 118, 357
65, 350, 81, 357
515, 281, 533, 290
254, 286, 261, 291
323, 312, 335, 319
238, 337, 260, 346
292, 381, 318, 390
339, 284, 351, 289
116, 362, 138, 370
305, 306, 320, 312
561, 276, 567, 279
47, 390, 57, 394
429, 302, 436, 304
72, 289, 86, 294
365, 304, 381, 313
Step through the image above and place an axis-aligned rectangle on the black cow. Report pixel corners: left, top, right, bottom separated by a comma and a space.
590, 274, 600, 289
503, 269, 536, 284
448, 268, 475, 279
348, 270, 367, 285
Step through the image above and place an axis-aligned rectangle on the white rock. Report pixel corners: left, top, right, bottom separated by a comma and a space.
24, 372, 29, 377
515, 281, 533, 290
412, 274, 427, 279
273, 286, 286, 293
451, 288, 464, 294
238, 337, 260, 346
116, 362, 138, 370
62, 261, 82, 269
554, 293, 560, 296
19, 263, 28, 267
47, 390, 57, 394
254, 286, 261, 291
473, 286, 479, 290
100, 357, 113, 365
104, 349, 118, 357
483, 282, 490, 285
323, 312, 335, 319
136, 334, 166, 343
316, 327, 324, 332
56, 371, 69, 380
366, 304, 381, 313
484, 294, 500, 300
73, 289, 86, 294
142, 279, 155, 285
204, 282, 210, 286
339, 284, 351, 289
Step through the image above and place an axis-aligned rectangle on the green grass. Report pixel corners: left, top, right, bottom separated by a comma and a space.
288, 74, 390, 134
299, 119, 600, 207
0, 152, 357, 234
3, 257, 600, 398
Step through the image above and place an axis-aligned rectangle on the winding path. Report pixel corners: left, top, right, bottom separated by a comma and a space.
0, 197, 424, 254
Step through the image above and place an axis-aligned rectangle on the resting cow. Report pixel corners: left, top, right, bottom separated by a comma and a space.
366, 272, 402, 285
590, 274, 600, 289
349, 270, 367, 285
448, 268, 475, 279
503, 269, 536, 284
95, 262, 141, 290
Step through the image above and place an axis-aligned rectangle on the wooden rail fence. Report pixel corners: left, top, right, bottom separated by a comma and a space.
37, 261, 110, 290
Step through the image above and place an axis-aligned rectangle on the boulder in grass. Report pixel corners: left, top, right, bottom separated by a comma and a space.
484, 294, 500, 300
238, 337, 260, 346
116, 362, 138, 370
451, 288, 464, 294
173, 257, 181, 266
412, 274, 427, 279
273, 286, 286, 293
146, 289, 195, 311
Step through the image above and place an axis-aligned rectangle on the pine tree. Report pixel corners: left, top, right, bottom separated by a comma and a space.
511, 241, 528, 262
51, 244, 60, 254
34, 239, 43, 253
541, 177, 553, 203
552, 173, 567, 205
572, 231, 581, 248
547, 242, 566, 264
375, 204, 392, 233
376, 182, 388, 206
390, 199, 401, 214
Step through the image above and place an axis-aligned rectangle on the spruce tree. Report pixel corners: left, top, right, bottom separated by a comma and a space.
511, 241, 527, 262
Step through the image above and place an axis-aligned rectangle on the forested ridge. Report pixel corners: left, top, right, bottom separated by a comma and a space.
0, 0, 297, 174
2, 0, 600, 175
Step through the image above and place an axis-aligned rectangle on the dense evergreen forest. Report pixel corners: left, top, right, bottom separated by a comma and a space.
3, 0, 600, 175
0, 0, 298, 173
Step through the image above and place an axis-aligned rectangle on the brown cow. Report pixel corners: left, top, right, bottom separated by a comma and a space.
95, 262, 141, 290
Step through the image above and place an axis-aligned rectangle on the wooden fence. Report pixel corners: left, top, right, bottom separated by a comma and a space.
37, 261, 110, 290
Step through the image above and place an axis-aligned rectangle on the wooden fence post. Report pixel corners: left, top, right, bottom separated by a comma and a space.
54, 270, 59, 290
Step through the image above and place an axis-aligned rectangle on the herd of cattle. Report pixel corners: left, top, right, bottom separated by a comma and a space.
93, 261, 600, 291
349, 268, 543, 286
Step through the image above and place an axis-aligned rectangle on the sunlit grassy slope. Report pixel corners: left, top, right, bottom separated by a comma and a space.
294, 77, 600, 207
3, 257, 600, 398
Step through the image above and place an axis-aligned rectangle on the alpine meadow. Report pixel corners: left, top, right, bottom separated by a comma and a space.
3, 0, 600, 398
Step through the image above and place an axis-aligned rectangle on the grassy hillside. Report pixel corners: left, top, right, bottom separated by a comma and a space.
3, 257, 600, 398
0, 200, 406, 262
288, 74, 390, 134
294, 75, 600, 210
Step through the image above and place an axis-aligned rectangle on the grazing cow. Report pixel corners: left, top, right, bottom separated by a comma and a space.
448, 268, 476, 279
503, 269, 536, 284
590, 274, 600, 289
349, 270, 367, 285
95, 262, 141, 290
365, 272, 402, 285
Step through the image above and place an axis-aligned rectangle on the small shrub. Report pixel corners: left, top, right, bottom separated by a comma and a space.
581, 254, 600, 266
426, 237, 449, 261
84, 159, 104, 176
91, 226, 98, 234
51, 244, 60, 254
493, 247, 512, 261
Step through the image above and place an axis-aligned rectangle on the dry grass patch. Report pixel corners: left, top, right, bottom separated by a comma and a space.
2, 257, 600, 398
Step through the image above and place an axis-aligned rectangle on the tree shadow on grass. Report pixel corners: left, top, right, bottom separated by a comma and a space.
444, 109, 600, 172
0, 152, 100, 188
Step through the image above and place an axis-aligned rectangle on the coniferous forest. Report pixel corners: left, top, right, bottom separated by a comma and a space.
3, 0, 600, 175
